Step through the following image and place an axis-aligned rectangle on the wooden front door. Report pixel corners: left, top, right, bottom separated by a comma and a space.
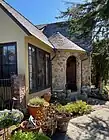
66, 56, 77, 91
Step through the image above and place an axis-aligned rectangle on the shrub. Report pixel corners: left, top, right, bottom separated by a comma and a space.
10, 130, 51, 140
0, 109, 24, 129
56, 101, 92, 116
28, 97, 46, 107
103, 85, 109, 95
72, 101, 92, 115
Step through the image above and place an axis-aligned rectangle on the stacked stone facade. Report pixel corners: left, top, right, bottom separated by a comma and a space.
81, 58, 91, 86
52, 50, 91, 92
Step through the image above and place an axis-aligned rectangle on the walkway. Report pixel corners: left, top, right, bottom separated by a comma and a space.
52, 100, 109, 140
66, 108, 109, 140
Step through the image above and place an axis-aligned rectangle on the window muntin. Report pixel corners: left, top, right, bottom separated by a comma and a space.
0, 43, 17, 79
28, 44, 51, 93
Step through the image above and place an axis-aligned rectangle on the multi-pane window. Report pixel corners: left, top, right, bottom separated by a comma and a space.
28, 44, 51, 93
0, 43, 17, 79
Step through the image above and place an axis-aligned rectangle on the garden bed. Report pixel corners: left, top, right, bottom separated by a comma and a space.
0, 95, 93, 139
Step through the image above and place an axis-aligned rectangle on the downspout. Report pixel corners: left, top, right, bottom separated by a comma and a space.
50, 48, 57, 61
49, 42, 57, 92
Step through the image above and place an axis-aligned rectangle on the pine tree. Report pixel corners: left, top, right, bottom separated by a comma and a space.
59, 0, 109, 88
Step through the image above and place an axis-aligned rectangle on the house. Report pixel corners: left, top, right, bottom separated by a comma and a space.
0, 0, 91, 108
36, 23, 91, 92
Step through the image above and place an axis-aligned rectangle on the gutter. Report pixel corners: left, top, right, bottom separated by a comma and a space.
50, 48, 57, 93
48, 39, 57, 92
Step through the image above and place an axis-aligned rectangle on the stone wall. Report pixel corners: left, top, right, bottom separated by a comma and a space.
81, 58, 91, 86
52, 50, 82, 92
80, 53, 91, 86
52, 50, 91, 92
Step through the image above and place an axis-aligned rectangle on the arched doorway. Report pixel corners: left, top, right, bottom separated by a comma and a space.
66, 56, 77, 91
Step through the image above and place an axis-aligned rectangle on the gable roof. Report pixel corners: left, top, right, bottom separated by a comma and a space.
36, 22, 69, 38
36, 22, 92, 51
49, 32, 85, 52
0, 0, 53, 48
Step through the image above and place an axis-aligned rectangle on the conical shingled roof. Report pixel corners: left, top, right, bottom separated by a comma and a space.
49, 32, 85, 52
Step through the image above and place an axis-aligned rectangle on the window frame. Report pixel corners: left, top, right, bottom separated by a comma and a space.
0, 42, 17, 79
28, 44, 51, 93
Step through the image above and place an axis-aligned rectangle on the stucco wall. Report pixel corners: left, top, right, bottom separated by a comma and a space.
52, 50, 82, 92
0, 8, 26, 75
0, 8, 52, 104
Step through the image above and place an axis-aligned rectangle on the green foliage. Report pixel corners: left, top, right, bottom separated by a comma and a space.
59, 0, 109, 87
102, 84, 109, 94
92, 39, 109, 86
59, 0, 109, 40
28, 97, 46, 107
56, 101, 92, 115
0, 109, 24, 129
10, 131, 51, 140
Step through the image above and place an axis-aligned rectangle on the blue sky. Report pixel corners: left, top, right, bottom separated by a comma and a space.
6, 0, 82, 25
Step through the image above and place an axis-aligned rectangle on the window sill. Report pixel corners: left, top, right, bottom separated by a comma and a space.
28, 87, 51, 99
29, 86, 51, 94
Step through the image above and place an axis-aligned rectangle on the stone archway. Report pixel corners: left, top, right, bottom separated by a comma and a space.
66, 56, 77, 91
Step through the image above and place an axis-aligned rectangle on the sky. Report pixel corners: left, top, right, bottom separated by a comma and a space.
6, 0, 82, 25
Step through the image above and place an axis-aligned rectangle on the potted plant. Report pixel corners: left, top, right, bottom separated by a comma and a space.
44, 92, 51, 102
56, 104, 71, 132
20, 115, 40, 132
0, 109, 24, 130
0, 109, 24, 140
20, 120, 40, 132
27, 97, 49, 119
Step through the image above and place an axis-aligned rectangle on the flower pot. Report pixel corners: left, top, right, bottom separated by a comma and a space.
44, 92, 51, 102
20, 121, 40, 132
41, 118, 57, 136
56, 116, 71, 132
27, 102, 49, 120
27, 105, 44, 119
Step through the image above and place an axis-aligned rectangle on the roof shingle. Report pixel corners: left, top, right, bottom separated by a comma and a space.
49, 32, 85, 52
36, 22, 91, 51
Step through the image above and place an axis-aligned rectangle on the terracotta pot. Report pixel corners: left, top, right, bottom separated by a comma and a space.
44, 92, 51, 102
20, 121, 40, 132
28, 105, 44, 119
27, 103, 49, 120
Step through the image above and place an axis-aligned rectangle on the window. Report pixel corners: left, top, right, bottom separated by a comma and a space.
28, 44, 51, 93
0, 43, 17, 79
